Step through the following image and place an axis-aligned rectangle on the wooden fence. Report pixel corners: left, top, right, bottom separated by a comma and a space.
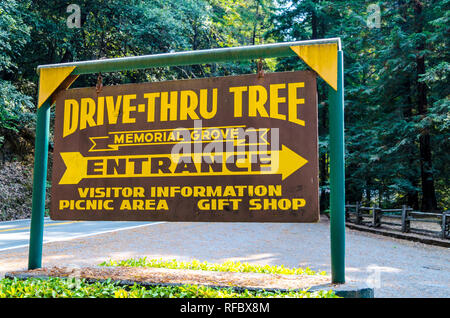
345, 203, 450, 240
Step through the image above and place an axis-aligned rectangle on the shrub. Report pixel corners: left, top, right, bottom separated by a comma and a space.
0, 277, 337, 298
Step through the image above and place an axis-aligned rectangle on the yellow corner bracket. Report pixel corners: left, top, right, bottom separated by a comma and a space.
37, 66, 78, 108
290, 43, 338, 91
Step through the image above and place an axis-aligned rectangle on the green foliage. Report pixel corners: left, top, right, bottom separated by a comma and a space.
0, 259, 336, 298
100, 257, 327, 276
0, 0, 35, 163
0, 276, 336, 298
271, 0, 449, 210
0, 258, 335, 298
0, 0, 448, 212
0, 80, 34, 134
0, 0, 31, 73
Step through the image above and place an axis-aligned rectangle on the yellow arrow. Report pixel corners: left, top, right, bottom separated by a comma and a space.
58, 145, 307, 185
278, 145, 309, 180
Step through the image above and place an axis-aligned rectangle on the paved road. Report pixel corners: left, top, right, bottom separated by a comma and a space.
0, 218, 448, 298
0, 217, 159, 251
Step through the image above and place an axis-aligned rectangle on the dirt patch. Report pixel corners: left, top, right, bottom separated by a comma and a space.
6, 266, 331, 292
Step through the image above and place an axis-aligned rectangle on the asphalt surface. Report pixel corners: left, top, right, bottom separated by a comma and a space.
0, 217, 157, 251
0, 217, 448, 298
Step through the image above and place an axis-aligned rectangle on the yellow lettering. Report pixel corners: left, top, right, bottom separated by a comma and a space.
198, 199, 210, 210
179, 90, 199, 120
288, 82, 305, 126
229, 86, 247, 117
80, 98, 97, 130
292, 198, 306, 210
59, 200, 70, 210
144, 92, 159, 122
157, 199, 168, 210
106, 95, 122, 124
63, 99, 79, 138
97, 97, 105, 126
248, 85, 268, 118
270, 84, 286, 120
122, 94, 137, 124
199, 88, 217, 119
160, 91, 178, 121
120, 200, 131, 210
249, 199, 262, 210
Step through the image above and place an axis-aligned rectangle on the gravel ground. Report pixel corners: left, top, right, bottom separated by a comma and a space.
0, 218, 448, 298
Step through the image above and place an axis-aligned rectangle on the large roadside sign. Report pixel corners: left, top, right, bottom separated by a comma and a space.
50, 71, 319, 222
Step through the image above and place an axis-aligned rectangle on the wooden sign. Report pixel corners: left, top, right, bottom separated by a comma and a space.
50, 71, 319, 222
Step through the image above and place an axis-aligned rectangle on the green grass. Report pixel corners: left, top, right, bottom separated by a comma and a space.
0, 258, 337, 298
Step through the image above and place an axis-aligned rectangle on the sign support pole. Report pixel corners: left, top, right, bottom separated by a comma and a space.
28, 100, 51, 269
328, 50, 345, 283
28, 39, 346, 282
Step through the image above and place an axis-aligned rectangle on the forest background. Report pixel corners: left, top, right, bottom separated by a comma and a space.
0, 0, 448, 220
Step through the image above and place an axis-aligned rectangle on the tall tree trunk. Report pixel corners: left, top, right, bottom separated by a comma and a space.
396, 0, 421, 210
252, 2, 260, 45
414, 1, 437, 211
366, 184, 371, 205
311, 0, 318, 39
403, 80, 420, 210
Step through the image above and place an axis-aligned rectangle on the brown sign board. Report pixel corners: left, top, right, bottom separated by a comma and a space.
50, 71, 319, 222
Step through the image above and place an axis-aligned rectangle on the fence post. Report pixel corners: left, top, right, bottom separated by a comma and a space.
373, 207, 381, 228
371, 206, 376, 227
377, 207, 382, 227
441, 212, 449, 239
345, 202, 352, 222
401, 205, 410, 233
355, 202, 362, 225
